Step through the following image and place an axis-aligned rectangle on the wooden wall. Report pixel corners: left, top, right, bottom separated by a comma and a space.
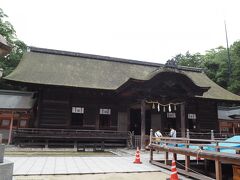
196, 99, 218, 131
37, 88, 120, 130
36, 87, 219, 132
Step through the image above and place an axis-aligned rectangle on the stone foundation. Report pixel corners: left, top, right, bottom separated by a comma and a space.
0, 144, 5, 163
0, 160, 14, 180
0, 144, 13, 180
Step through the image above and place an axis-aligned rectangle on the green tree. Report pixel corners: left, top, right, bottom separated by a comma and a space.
228, 41, 240, 94
169, 51, 204, 68
204, 47, 229, 89
0, 8, 26, 89
169, 44, 240, 94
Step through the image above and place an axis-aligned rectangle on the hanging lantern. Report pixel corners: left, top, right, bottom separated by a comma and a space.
157, 103, 160, 112
174, 105, 177, 111
168, 104, 171, 112
163, 106, 166, 112
152, 103, 155, 109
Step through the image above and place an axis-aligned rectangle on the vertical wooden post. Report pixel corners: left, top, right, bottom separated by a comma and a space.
185, 155, 190, 172
216, 142, 220, 152
8, 111, 14, 145
215, 160, 222, 180
35, 89, 42, 127
150, 129, 153, 161
185, 129, 190, 172
141, 99, 146, 150
174, 144, 177, 161
180, 103, 186, 138
165, 143, 169, 165
233, 125, 235, 135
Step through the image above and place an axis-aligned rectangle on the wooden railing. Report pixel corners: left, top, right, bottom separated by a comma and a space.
14, 128, 130, 138
13, 128, 131, 148
161, 130, 239, 140
148, 129, 240, 180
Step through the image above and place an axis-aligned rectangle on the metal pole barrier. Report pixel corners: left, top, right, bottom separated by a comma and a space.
211, 130, 214, 140
150, 129, 153, 144
186, 129, 190, 139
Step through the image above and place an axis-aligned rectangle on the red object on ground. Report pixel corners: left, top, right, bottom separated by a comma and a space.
133, 147, 142, 164
170, 158, 179, 180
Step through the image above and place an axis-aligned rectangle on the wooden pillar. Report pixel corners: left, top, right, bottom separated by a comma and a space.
185, 132, 190, 172
165, 143, 169, 165
8, 111, 14, 145
185, 155, 190, 172
180, 103, 186, 137
140, 99, 146, 150
233, 124, 236, 135
35, 89, 42, 127
215, 160, 222, 180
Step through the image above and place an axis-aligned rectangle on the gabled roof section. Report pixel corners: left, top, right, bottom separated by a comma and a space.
218, 106, 240, 120
5, 47, 240, 101
117, 70, 210, 98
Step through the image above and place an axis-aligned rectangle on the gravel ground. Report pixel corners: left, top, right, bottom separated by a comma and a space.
14, 172, 170, 180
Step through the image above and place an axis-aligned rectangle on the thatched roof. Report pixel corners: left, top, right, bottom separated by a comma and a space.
5, 47, 240, 101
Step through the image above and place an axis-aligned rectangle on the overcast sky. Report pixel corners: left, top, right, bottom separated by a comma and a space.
1, 0, 240, 63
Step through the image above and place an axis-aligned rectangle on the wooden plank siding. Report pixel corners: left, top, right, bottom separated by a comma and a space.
197, 99, 218, 131
38, 88, 119, 130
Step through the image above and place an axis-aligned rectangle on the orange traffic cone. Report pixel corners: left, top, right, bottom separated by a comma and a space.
170, 158, 179, 180
133, 147, 142, 164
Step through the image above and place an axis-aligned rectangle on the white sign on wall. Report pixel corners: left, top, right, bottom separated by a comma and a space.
100, 108, 111, 115
167, 112, 176, 118
72, 107, 84, 114
188, 113, 196, 119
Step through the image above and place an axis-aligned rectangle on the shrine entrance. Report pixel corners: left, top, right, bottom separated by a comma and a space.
130, 108, 151, 135
117, 69, 210, 149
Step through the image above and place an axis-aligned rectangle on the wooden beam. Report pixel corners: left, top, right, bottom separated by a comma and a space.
141, 99, 146, 150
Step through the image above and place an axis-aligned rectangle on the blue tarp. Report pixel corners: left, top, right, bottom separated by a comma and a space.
164, 136, 240, 154
211, 136, 240, 153
198, 136, 240, 154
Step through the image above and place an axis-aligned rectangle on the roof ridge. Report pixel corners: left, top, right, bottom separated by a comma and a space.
29, 46, 163, 68
218, 106, 240, 110
28, 46, 203, 72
